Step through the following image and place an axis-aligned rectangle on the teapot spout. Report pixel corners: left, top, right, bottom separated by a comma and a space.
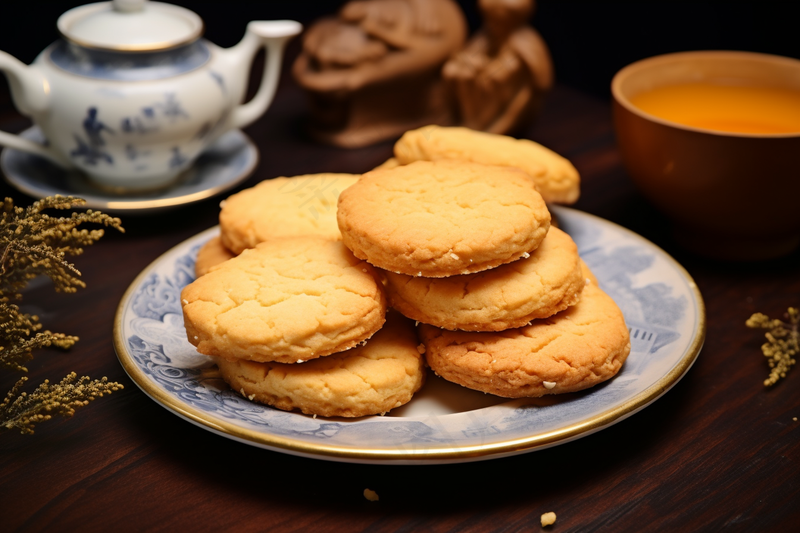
225, 20, 302, 130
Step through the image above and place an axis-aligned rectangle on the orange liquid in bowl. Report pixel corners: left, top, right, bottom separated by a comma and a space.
628, 82, 800, 134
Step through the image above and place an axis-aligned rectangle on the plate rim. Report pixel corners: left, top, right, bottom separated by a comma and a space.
0, 127, 259, 214
113, 207, 706, 464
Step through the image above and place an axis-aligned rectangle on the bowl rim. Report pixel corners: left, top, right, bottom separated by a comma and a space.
611, 50, 800, 139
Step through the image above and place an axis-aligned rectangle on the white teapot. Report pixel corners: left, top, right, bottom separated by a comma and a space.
0, 0, 301, 191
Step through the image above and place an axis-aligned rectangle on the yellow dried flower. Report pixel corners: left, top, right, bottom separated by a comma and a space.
747, 307, 798, 386
0, 196, 124, 434
0, 302, 78, 372
1, 195, 123, 299
0, 373, 123, 434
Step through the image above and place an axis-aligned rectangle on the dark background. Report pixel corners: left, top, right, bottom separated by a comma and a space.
1, 0, 800, 100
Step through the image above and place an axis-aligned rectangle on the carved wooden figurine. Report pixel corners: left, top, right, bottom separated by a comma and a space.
293, 0, 467, 148
443, 0, 553, 134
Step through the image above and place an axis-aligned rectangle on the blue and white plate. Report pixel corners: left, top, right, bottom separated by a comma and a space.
114, 207, 705, 464
1, 126, 257, 215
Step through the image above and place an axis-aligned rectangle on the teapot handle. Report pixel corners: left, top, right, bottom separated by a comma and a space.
231, 20, 302, 130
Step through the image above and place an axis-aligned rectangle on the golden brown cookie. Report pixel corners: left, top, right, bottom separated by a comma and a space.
337, 160, 551, 277
394, 125, 580, 204
419, 283, 630, 398
216, 312, 425, 418
182, 236, 387, 364
219, 173, 360, 254
195, 236, 236, 278
383, 227, 585, 331
372, 157, 401, 170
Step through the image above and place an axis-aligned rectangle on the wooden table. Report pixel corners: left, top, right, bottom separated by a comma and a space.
1, 74, 798, 532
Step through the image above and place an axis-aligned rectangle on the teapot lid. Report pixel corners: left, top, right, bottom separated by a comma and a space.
57, 0, 203, 52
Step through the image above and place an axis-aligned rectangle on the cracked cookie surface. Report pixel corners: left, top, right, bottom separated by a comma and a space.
384, 227, 585, 331
215, 312, 425, 418
220, 173, 360, 254
182, 236, 387, 363
393, 125, 580, 204
337, 160, 551, 277
418, 283, 630, 398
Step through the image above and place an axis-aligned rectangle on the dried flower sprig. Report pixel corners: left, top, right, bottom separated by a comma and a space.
746, 307, 798, 386
0, 195, 123, 300
0, 195, 124, 434
0, 373, 122, 434
0, 302, 78, 372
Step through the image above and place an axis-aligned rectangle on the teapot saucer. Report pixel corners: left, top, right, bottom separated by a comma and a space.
0, 126, 258, 215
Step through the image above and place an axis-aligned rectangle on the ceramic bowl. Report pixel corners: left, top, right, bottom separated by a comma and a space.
612, 51, 800, 260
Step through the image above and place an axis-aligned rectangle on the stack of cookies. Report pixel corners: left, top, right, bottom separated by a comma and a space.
182, 173, 427, 418
337, 157, 630, 398
180, 126, 630, 417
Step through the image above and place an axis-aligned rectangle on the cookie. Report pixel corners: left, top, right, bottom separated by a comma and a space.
182, 236, 387, 364
337, 160, 551, 277
220, 173, 360, 254
216, 312, 425, 417
372, 157, 401, 170
383, 227, 585, 331
419, 283, 630, 398
195, 236, 236, 278
393, 125, 580, 204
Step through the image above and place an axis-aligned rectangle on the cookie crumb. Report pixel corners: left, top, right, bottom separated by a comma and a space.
364, 489, 379, 502
313, 414, 317, 419
794, 417, 798, 422
417, 343, 426, 354
540, 512, 556, 527
543, 381, 556, 389
182, 299, 189, 305
417, 272, 422, 277
297, 359, 305, 363
219, 200, 227, 208
248, 394, 255, 400
522, 252, 530, 259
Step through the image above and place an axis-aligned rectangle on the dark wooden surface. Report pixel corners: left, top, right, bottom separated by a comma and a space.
1, 52, 799, 533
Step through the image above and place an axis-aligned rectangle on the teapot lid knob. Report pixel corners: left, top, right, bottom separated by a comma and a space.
113, 0, 146, 13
